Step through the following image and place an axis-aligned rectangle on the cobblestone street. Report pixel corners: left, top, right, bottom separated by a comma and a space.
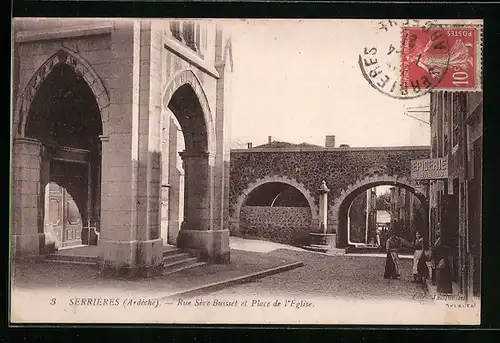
209, 245, 428, 302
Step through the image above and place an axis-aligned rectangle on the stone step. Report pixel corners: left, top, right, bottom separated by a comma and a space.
163, 261, 207, 276
40, 258, 98, 266
300, 244, 329, 253
163, 256, 198, 269
44, 254, 99, 264
163, 252, 191, 264
301, 245, 347, 255
163, 247, 182, 257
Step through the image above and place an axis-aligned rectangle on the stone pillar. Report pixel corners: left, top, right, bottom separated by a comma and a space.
97, 20, 163, 277
318, 180, 330, 234
176, 151, 230, 263
12, 138, 45, 258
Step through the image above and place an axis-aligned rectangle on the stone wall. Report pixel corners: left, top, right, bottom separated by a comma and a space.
235, 206, 312, 245
230, 148, 430, 214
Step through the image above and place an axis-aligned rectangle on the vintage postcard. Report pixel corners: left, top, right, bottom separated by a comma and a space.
10, 18, 483, 325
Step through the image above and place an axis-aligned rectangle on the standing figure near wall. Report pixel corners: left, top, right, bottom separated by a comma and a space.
431, 228, 453, 294
412, 231, 429, 283
384, 230, 413, 279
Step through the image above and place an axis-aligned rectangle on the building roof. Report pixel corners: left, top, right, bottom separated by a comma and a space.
254, 141, 323, 149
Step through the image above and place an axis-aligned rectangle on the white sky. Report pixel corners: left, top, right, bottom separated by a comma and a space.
228, 19, 431, 148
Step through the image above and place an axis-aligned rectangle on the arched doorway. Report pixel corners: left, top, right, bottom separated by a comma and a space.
238, 181, 314, 245
161, 70, 215, 249
334, 178, 428, 249
24, 59, 103, 251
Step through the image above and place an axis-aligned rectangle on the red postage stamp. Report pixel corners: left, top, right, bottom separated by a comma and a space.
401, 25, 480, 91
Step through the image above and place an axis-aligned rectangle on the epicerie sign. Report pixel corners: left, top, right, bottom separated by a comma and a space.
411, 158, 448, 180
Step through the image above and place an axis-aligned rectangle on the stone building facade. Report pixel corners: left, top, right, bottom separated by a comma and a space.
428, 91, 482, 299
230, 137, 430, 247
11, 18, 234, 276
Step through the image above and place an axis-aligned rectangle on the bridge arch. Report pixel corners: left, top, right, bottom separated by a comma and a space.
233, 175, 318, 230
330, 174, 428, 248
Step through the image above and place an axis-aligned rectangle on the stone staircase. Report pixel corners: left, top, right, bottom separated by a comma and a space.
162, 247, 207, 275
299, 232, 346, 255
42, 245, 207, 275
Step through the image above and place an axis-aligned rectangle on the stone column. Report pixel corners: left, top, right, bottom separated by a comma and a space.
318, 180, 330, 234
98, 20, 162, 277
12, 138, 45, 258
176, 151, 230, 263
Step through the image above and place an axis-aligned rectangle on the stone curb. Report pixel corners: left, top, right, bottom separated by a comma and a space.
161, 260, 304, 300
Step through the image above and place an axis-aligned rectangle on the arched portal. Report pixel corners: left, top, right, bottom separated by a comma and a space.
346, 185, 425, 248
16, 51, 105, 253
232, 176, 317, 245
161, 69, 215, 247
331, 175, 428, 248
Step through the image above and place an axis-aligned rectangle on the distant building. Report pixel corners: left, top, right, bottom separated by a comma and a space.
389, 187, 425, 243
376, 210, 391, 224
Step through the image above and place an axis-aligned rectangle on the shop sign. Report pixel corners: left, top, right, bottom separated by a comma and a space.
411, 158, 448, 180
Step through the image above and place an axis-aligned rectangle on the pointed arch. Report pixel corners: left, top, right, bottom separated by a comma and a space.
162, 69, 215, 154
17, 47, 110, 137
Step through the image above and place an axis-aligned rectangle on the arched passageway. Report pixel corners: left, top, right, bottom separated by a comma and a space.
333, 178, 428, 249
346, 185, 426, 249
161, 70, 217, 254
22, 58, 104, 251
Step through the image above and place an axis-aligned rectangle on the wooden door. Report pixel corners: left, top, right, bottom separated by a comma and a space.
45, 182, 83, 247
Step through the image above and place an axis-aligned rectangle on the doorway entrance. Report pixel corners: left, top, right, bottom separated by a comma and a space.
45, 181, 83, 248
23, 55, 103, 253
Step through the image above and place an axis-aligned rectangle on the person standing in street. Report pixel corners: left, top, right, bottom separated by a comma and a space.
411, 231, 430, 283
384, 230, 412, 279
430, 228, 453, 294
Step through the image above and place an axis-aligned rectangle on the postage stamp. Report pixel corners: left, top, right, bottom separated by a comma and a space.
401, 25, 482, 92
359, 19, 483, 99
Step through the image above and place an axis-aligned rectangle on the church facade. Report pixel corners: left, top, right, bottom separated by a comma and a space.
11, 18, 233, 276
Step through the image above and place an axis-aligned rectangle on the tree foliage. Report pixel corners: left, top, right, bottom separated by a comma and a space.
376, 191, 391, 211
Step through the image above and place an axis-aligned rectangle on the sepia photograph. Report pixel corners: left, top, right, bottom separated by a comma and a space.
10, 18, 483, 325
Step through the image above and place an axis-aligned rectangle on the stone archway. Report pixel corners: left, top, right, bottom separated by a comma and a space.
162, 69, 215, 154
12, 48, 109, 257
161, 68, 228, 262
16, 47, 110, 138
232, 175, 319, 233
330, 174, 428, 248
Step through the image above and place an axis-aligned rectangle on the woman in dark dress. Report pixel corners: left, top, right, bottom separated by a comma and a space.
384, 233, 400, 279
411, 231, 430, 283
384, 231, 412, 279
431, 229, 453, 294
